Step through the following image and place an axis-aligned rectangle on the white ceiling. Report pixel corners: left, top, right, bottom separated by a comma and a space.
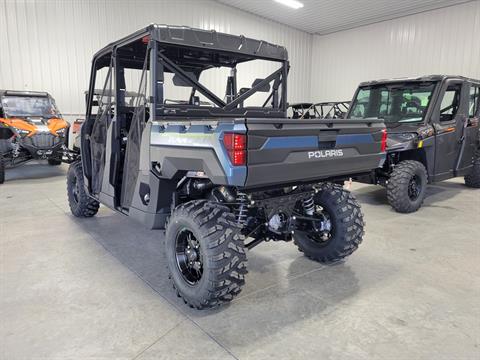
216, 0, 472, 35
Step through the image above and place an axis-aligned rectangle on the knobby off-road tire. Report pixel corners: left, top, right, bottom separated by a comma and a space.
387, 160, 427, 213
67, 161, 99, 217
165, 200, 247, 309
464, 150, 480, 188
0, 154, 5, 184
294, 183, 365, 263
48, 158, 62, 166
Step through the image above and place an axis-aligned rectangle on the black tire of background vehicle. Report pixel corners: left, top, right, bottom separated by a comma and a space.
67, 161, 99, 217
464, 150, 480, 188
0, 154, 5, 184
386, 160, 428, 213
165, 200, 248, 309
48, 158, 62, 166
294, 183, 365, 263
0, 139, 11, 154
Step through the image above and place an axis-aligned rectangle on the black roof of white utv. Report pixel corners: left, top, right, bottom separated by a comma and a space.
359, 75, 480, 87
93, 24, 288, 62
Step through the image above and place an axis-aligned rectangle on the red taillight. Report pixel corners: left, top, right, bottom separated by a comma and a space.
381, 129, 388, 152
223, 132, 246, 166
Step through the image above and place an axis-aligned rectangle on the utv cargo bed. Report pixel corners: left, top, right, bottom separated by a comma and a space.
245, 118, 385, 187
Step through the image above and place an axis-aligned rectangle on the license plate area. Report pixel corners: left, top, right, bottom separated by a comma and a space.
318, 131, 338, 150
318, 141, 336, 150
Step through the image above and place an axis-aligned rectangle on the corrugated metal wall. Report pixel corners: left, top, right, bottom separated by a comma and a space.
2, 1, 479, 114
310, 1, 480, 102
0, 0, 312, 118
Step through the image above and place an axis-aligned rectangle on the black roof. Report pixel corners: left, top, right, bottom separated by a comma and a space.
359, 75, 480, 87
0, 90, 50, 97
94, 24, 288, 63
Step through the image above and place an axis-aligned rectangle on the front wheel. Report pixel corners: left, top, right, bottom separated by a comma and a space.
165, 200, 247, 309
67, 161, 99, 217
293, 183, 365, 263
387, 160, 427, 213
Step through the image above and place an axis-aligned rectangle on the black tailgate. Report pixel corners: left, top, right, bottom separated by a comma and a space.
245, 118, 385, 188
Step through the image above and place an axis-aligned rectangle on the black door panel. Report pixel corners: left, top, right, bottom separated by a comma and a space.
432, 81, 466, 180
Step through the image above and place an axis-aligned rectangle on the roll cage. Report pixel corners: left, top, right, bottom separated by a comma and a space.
85, 24, 289, 121
81, 25, 289, 199
288, 101, 350, 119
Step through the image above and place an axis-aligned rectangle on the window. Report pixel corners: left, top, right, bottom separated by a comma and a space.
350, 82, 435, 123
469, 86, 479, 117
350, 89, 369, 118
439, 85, 461, 122
2, 96, 56, 118
160, 59, 283, 109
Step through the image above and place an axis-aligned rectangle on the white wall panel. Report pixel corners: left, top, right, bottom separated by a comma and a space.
310, 1, 480, 103
0, 0, 312, 117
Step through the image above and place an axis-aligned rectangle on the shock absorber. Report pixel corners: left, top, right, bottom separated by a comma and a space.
303, 195, 315, 216
235, 192, 249, 225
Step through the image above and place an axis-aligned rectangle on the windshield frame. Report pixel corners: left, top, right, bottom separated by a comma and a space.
348, 81, 440, 125
0, 94, 61, 118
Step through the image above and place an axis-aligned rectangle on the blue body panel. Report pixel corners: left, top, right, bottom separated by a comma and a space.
261, 136, 318, 149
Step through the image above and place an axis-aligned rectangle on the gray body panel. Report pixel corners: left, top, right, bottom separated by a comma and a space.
147, 118, 386, 190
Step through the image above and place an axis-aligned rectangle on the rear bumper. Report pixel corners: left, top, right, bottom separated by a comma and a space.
244, 152, 385, 188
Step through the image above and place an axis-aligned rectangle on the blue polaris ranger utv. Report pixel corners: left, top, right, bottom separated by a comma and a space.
67, 25, 387, 309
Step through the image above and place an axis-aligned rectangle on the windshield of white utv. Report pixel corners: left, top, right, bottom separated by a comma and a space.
350, 82, 436, 123
1, 95, 60, 118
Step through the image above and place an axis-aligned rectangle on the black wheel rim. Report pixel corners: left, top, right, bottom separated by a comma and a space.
175, 228, 203, 285
296, 205, 333, 247
408, 175, 421, 201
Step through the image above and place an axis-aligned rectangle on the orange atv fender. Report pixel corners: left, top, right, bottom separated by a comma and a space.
0, 117, 37, 136
47, 118, 69, 136
0, 117, 69, 137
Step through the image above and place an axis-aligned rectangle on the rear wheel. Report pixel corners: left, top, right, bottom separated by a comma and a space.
48, 158, 62, 166
387, 160, 427, 213
293, 183, 365, 263
0, 154, 5, 184
165, 200, 247, 309
464, 151, 480, 188
67, 161, 99, 217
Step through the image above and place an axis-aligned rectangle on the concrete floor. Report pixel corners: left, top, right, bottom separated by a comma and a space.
1, 162, 479, 360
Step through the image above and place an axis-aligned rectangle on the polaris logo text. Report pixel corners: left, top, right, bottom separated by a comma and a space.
308, 149, 344, 159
